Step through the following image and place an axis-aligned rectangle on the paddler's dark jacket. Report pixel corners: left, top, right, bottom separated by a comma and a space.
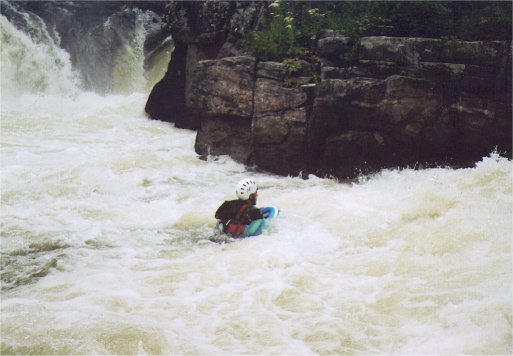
215, 199, 263, 231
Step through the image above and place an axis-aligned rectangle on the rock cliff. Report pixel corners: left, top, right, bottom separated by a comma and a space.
145, 1, 267, 129
311, 36, 511, 177
146, 2, 512, 179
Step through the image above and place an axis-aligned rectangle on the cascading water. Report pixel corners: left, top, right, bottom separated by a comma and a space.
1, 2, 511, 355
1, 1, 170, 95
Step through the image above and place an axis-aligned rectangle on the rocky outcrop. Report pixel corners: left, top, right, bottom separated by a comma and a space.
311, 36, 511, 177
252, 62, 313, 175
190, 56, 316, 176
187, 35, 511, 178
191, 56, 255, 163
145, 3, 512, 179
190, 56, 255, 119
145, 41, 188, 125
145, 1, 267, 128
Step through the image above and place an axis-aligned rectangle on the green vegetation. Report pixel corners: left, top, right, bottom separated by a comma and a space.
242, 1, 299, 61
282, 58, 302, 74
243, 1, 512, 62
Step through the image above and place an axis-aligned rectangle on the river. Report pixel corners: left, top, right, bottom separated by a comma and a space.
1, 2, 511, 355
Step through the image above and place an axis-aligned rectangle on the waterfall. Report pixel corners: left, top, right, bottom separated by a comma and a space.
0, 1, 172, 96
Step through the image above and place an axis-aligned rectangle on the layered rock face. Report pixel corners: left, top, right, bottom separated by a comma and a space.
191, 56, 255, 163
314, 36, 512, 177
190, 57, 315, 176
146, 3, 512, 179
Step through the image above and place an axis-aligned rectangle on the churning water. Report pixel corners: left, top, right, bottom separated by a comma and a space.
1, 3, 512, 355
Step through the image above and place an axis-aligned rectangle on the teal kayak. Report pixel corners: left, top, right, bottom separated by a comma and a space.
242, 206, 279, 237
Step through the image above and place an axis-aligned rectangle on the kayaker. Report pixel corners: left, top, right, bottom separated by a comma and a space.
215, 178, 264, 237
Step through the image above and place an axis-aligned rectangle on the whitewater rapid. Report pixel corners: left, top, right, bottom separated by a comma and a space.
1, 3, 512, 355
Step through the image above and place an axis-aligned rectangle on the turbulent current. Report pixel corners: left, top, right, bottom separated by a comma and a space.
1, 2, 512, 355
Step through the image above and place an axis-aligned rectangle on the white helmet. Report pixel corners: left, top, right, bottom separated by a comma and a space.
236, 178, 258, 200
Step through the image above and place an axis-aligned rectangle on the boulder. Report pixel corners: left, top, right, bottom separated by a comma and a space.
316, 31, 356, 67
317, 36, 353, 57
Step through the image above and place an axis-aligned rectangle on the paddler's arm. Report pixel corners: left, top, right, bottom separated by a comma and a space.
247, 206, 264, 221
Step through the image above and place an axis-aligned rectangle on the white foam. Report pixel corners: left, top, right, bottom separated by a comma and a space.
0, 15, 80, 98
2, 99, 511, 353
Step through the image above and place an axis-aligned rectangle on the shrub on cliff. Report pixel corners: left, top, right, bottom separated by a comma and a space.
241, 1, 297, 61
242, 1, 512, 61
